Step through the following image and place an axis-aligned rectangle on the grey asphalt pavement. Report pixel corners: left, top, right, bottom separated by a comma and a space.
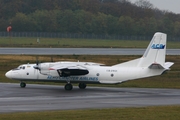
0, 83, 180, 113
0, 48, 179, 55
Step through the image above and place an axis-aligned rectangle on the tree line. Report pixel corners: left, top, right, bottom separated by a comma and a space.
0, 0, 180, 36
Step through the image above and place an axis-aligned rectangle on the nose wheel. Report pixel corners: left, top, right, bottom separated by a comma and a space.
20, 82, 26, 88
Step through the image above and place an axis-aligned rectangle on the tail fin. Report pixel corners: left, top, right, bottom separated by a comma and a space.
138, 32, 166, 67
113, 32, 171, 68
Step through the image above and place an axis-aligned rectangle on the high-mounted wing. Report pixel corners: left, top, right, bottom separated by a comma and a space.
50, 63, 89, 77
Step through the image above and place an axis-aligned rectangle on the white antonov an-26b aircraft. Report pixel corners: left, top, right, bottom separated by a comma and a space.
5, 32, 174, 90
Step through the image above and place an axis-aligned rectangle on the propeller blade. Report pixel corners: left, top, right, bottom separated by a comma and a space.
34, 56, 41, 70
36, 56, 39, 65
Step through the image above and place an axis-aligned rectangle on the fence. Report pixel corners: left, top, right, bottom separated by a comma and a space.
0, 32, 180, 41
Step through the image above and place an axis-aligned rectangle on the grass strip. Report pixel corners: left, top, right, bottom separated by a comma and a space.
0, 106, 180, 120
0, 37, 180, 48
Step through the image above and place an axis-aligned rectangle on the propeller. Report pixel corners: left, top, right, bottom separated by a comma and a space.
33, 56, 54, 72
33, 56, 41, 70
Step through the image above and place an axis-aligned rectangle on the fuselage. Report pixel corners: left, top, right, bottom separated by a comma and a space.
5, 62, 165, 84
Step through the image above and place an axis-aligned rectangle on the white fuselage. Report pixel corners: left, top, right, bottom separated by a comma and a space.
6, 62, 165, 84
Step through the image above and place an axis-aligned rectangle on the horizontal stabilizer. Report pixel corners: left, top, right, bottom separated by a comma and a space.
148, 63, 164, 69
164, 62, 174, 70
149, 62, 174, 70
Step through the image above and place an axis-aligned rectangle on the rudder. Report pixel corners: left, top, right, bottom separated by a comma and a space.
138, 32, 167, 67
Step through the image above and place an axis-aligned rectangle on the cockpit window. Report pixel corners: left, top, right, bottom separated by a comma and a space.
13, 65, 26, 70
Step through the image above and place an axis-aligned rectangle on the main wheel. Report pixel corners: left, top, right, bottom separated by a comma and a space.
64, 83, 73, 91
78, 83, 86, 89
20, 82, 26, 88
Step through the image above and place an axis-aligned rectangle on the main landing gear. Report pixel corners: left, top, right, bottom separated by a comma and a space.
64, 83, 87, 90
20, 82, 26, 88
64, 83, 73, 91
78, 83, 86, 89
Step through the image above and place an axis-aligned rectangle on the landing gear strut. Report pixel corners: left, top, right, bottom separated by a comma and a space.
78, 83, 86, 89
64, 83, 73, 91
20, 82, 26, 88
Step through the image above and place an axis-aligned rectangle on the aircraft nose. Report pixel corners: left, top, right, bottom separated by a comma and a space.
5, 71, 12, 79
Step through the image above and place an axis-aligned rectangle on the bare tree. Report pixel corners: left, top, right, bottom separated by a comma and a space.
118, 0, 130, 3
135, 0, 153, 9
100, 0, 119, 3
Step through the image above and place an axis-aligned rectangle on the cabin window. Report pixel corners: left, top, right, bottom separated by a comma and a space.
27, 73, 29, 75
96, 73, 100, 76
111, 74, 114, 77
23, 66, 25, 69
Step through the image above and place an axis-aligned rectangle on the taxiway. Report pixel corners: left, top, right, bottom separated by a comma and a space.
0, 83, 180, 113
0, 48, 179, 55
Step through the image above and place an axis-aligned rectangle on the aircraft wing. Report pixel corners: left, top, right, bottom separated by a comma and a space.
50, 64, 87, 70
49, 62, 104, 70
49, 63, 89, 77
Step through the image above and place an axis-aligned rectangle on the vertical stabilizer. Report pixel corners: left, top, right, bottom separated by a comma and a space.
138, 32, 167, 67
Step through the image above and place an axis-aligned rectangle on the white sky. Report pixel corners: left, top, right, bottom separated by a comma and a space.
129, 0, 180, 14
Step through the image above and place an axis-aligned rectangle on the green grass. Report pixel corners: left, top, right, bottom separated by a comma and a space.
1, 106, 180, 120
0, 37, 180, 48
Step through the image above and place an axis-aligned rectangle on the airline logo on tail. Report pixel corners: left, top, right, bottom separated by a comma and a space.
151, 44, 165, 49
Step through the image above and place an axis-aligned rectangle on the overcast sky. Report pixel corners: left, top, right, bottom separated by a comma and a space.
129, 0, 180, 14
